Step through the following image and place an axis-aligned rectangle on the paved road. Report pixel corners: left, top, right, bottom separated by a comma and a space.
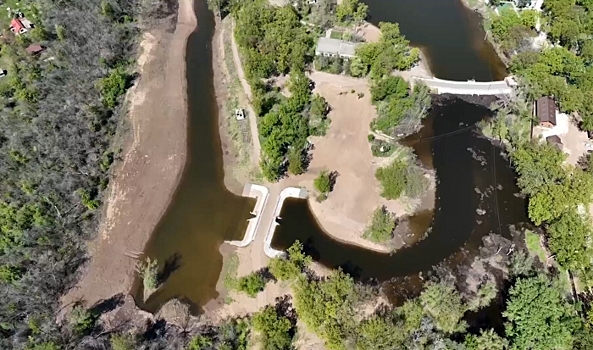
230, 21, 261, 165
414, 77, 513, 95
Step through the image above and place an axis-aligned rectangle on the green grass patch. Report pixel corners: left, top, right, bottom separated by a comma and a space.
524, 230, 547, 265
223, 252, 239, 291
329, 29, 344, 40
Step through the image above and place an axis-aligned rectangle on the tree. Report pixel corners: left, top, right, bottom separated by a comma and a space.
464, 329, 509, 350
252, 306, 294, 350
287, 148, 304, 175
420, 282, 467, 334
503, 275, 578, 350
363, 206, 396, 243
356, 315, 405, 349
370, 76, 409, 103
269, 240, 311, 281
354, 22, 419, 80
467, 280, 497, 311
293, 269, 357, 349
547, 211, 593, 270
336, 0, 368, 24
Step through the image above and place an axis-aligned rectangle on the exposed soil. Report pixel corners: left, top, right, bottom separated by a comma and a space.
62, 0, 196, 309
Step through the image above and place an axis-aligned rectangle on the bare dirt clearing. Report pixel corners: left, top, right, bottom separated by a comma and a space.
62, 0, 196, 309
300, 71, 435, 253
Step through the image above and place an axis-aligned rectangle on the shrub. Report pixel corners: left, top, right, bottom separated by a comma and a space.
237, 272, 266, 297
97, 68, 130, 109
314, 169, 331, 194
363, 206, 396, 243
136, 257, 159, 291
110, 334, 136, 350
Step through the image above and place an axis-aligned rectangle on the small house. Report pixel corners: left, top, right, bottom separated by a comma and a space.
535, 96, 557, 128
315, 37, 359, 60
10, 18, 27, 34
25, 43, 44, 55
545, 135, 563, 150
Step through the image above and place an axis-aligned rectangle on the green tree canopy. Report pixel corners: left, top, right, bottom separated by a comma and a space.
504, 275, 579, 350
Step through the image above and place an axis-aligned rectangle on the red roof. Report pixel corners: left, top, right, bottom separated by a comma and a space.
10, 18, 24, 32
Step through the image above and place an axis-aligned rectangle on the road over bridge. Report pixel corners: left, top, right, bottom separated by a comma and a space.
413, 76, 516, 95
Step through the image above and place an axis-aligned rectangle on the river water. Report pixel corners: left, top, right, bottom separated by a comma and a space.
134, 0, 526, 313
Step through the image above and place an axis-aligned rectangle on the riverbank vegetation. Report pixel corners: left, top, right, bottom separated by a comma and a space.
0, 0, 177, 348
480, 96, 593, 291
259, 241, 591, 349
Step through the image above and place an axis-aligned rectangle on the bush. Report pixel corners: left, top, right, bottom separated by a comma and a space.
375, 160, 407, 199
375, 159, 428, 200
110, 334, 136, 350
314, 169, 331, 194
236, 272, 267, 297
97, 68, 130, 109
136, 257, 159, 291
363, 206, 396, 243
69, 306, 97, 335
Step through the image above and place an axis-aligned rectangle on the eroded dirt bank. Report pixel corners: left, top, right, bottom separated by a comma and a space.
62, 0, 197, 308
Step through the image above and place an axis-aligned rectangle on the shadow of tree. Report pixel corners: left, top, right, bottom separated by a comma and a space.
157, 252, 182, 285
89, 293, 125, 316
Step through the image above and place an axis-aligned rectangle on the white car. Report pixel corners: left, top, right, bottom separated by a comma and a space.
235, 109, 245, 121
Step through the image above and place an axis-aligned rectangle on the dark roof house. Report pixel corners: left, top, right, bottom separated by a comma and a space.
25, 44, 44, 55
536, 96, 557, 127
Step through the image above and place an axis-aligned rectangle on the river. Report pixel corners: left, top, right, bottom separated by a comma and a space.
134, 0, 526, 313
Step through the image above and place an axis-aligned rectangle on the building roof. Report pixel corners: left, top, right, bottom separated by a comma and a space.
546, 135, 562, 145
315, 37, 359, 57
10, 18, 24, 32
25, 44, 44, 54
536, 96, 557, 125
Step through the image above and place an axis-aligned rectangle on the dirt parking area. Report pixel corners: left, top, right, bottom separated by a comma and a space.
533, 113, 590, 166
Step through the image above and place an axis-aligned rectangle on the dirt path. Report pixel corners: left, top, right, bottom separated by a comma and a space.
62, 0, 196, 308
230, 20, 261, 165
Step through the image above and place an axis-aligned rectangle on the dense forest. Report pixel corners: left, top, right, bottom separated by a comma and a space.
0, 0, 178, 348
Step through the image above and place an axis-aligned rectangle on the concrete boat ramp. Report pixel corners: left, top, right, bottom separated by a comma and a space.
227, 184, 308, 258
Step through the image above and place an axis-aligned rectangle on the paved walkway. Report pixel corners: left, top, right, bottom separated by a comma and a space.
230, 20, 261, 165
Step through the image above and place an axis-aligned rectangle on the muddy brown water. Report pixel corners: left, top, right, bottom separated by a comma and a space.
133, 0, 526, 313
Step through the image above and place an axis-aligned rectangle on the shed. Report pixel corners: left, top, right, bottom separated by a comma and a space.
546, 135, 563, 150
25, 43, 44, 55
315, 37, 359, 60
535, 96, 557, 128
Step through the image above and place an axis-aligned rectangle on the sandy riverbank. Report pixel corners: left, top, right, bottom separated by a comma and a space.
62, 0, 196, 308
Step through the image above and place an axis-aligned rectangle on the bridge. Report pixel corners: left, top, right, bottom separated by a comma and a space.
412, 76, 516, 95
227, 184, 308, 258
